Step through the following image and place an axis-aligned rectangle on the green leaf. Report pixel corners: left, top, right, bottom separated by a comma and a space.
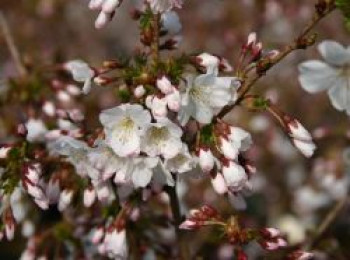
336, 0, 350, 30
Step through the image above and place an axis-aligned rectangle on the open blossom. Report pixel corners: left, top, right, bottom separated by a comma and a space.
222, 160, 248, 192
63, 60, 95, 94
299, 41, 350, 115
141, 118, 183, 159
147, 0, 183, 13
178, 73, 234, 125
164, 144, 196, 173
100, 104, 151, 157
52, 136, 98, 179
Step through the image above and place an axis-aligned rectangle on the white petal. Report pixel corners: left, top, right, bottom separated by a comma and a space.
298, 60, 338, 93
327, 78, 350, 113
106, 128, 140, 157
318, 40, 350, 66
132, 167, 153, 188
194, 103, 214, 124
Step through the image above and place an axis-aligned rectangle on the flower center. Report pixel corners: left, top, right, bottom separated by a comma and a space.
189, 85, 209, 103
149, 127, 169, 144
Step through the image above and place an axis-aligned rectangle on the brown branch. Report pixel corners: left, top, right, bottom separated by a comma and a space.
0, 11, 28, 77
216, 3, 336, 120
304, 196, 348, 250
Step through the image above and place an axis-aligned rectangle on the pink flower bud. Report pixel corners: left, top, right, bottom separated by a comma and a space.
261, 228, 282, 238
289, 250, 314, 260
198, 148, 215, 172
58, 190, 74, 211
166, 88, 181, 112
179, 219, 198, 230
150, 96, 168, 118
66, 84, 82, 96
133, 85, 146, 98
157, 76, 174, 95
92, 227, 105, 244
83, 187, 96, 208
0, 145, 11, 159
211, 173, 228, 195
42, 101, 56, 117
102, 0, 121, 13
220, 137, 239, 160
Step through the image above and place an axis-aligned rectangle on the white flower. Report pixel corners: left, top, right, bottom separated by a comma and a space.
63, 60, 95, 94
147, 0, 183, 13
161, 11, 182, 35
25, 118, 48, 143
141, 118, 183, 159
178, 73, 233, 125
104, 228, 128, 259
164, 144, 196, 173
42, 101, 56, 117
52, 136, 98, 179
222, 161, 248, 192
100, 104, 151, 157
219, 126, 252, 160
299, 41, 350, 115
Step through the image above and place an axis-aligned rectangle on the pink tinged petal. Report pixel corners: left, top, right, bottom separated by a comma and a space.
276, 238, 288, 247
288, 121, 312, 141
166, 88, 181, 112
34, 198, 49, 210
83, 188, 96, 207
58, 190, 73, 211
133, 85, 146, 98
151, 96, 168, 118
157, 76, 174, 94
102, 0, 120, 13
292, 139, 316, 158
198, 149, 215, 172
89, 0, 105, 10
179, 220, 197, 230
211, 173, 228, 195
220, 138, 239, 160
318, 40, 350, 66
95, 12, 111, 29
92, 227, 105, 244
298, 60, 338, 93
42, 101, 56, 117
0, 146, 11, 159
5, 223, 15, 241
222, 161, 248, 192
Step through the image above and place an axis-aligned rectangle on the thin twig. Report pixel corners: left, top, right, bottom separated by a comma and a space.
304, 196, 348, 250
0, 11, 27, 77
216, 4, 336, 120
165, 181, 191, 260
